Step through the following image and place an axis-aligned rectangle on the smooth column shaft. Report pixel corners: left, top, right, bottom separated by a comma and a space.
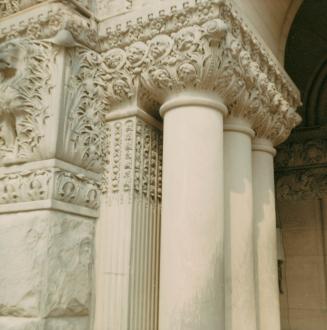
253, 138, 280, 330
224, 118, 257, 330
159, 96, 226, 330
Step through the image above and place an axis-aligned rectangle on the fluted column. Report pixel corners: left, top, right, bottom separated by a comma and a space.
158, 93, 227, 330
223, 116, 257, 330
253, 138, 280, 330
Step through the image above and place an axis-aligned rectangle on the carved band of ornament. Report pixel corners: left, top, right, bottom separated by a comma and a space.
99, 0, 300, 109
276, 138, 327, 170
0, 167, 101, 210
102, 18, 300, 145
104, 117, 162, 203
276, 168, 327, 201
0, 3, 97, 48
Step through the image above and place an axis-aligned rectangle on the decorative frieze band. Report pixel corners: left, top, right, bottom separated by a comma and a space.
0, 159, 101, 216
275, 138, 327, 169
276, 167, 327, 201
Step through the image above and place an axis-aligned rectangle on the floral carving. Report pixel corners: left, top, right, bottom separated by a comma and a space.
0, 38, 52, 165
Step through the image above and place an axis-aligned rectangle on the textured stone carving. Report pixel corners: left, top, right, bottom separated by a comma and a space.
0, 3, 98, 49
276, 168, 327, 200
276, 138, 327, 169
0, 165, 100, 209
101, 18, 300, 145
104, 117, 162, 203
0, 0, 20, 18
0, 38, 52, 165
60, 47, 108, 173
99, 0, 300, 107
0, 211, 94, 319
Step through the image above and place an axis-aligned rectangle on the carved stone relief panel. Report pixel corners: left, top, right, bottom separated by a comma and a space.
276, 138, 327, 169
0, 211, 94, 324
58, 46, 108, 173
0, 38, 54, 165
275, 137, 327, 201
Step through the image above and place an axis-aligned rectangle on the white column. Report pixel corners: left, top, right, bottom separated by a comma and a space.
158, 94, 227, 330
224, 116, 257, 330
252, 138, 280, 330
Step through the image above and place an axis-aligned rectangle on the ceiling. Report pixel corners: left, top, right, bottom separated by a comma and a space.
285, 0, 327, 128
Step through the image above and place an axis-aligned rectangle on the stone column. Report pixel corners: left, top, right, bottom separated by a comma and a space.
223, 116, 257, 330
158, 94, 227, 330
253, 138, 280, 330
94, 106, 163, 330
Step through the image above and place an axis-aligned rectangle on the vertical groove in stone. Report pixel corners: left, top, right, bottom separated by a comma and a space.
104, 117, 162, 330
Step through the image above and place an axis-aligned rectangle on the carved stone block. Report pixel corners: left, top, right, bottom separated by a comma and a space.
0, 210, 94, 322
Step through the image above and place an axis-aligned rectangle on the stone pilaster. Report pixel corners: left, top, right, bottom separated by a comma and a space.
94, 107, 162, 330
0, 3, 103, 329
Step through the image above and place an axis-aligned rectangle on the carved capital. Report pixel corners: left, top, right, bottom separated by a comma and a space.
99, 0, 301, 145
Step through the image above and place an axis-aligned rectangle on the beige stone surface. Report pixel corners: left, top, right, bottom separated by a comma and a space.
0, 211, 94, 324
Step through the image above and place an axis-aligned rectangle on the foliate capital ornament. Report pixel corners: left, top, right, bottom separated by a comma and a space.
99, 0, 302, 145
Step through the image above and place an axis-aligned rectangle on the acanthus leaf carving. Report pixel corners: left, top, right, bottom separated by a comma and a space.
0, 38, 53, 165
61, 47, 108, 172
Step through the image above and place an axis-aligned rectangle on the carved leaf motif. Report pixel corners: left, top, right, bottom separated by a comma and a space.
0, 39, 52, 164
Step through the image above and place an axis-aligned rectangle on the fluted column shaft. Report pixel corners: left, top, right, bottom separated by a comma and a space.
253, 138, 280, 330
158, 94, 227, 330
224, 117, 257, 330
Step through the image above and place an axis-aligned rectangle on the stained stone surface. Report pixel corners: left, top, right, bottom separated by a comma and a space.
0, 210, 94, 327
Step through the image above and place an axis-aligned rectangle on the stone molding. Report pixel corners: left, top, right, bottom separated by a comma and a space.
0, 159, 101, 217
